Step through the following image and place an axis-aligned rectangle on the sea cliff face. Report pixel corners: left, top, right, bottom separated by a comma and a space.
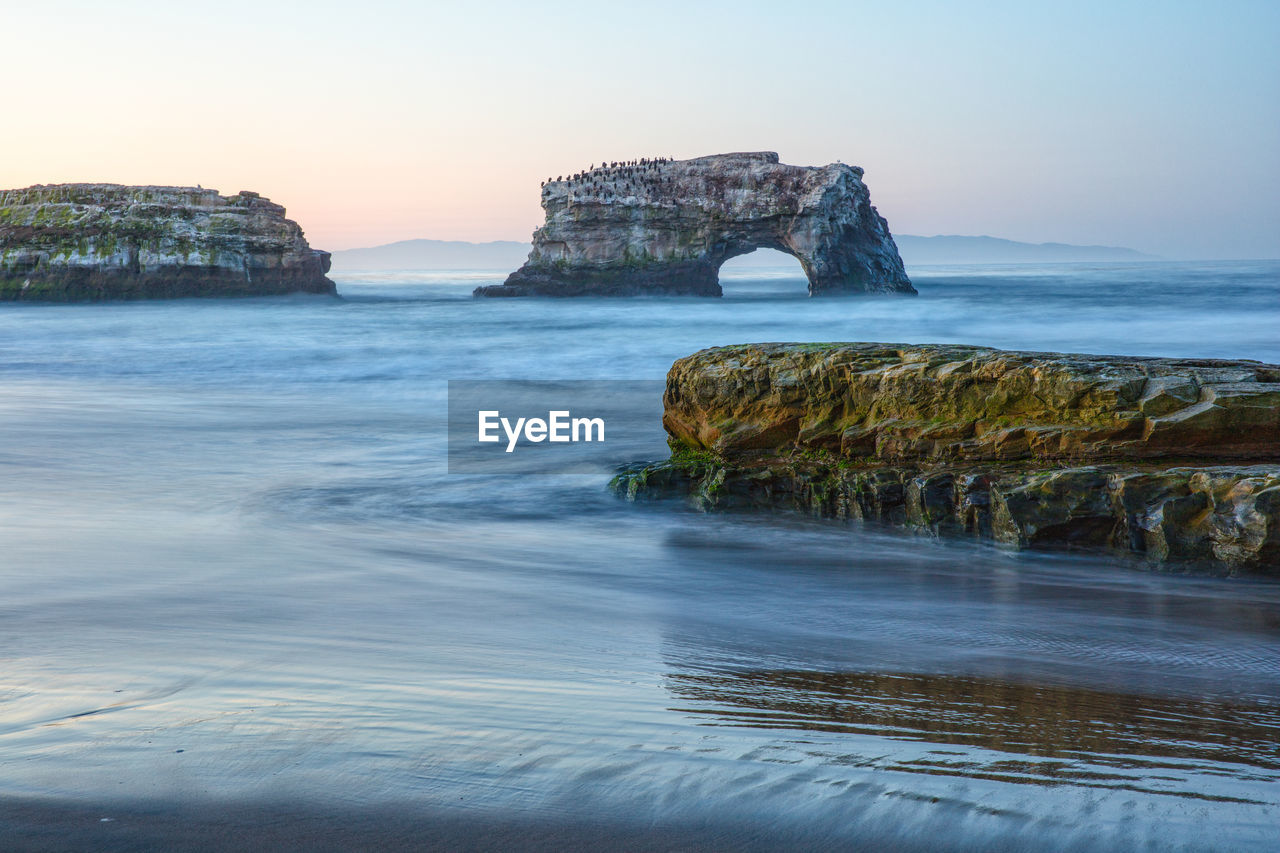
614, 343, 1280, 572
0, 184, 335, 301
476, 152, 913, 297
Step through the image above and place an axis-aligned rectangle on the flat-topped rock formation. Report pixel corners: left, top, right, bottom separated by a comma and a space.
475, 152, 914, 297
614, 343, 1280, 572
0, 184, 335, 301
662, 343, 1280, 463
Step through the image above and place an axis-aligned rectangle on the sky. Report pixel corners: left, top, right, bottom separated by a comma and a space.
3, 0, 1278, 258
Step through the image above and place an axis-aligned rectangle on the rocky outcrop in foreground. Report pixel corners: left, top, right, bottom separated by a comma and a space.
476, 152, 913, 297
1, 184, 335, 301
613, 343, 1280, 573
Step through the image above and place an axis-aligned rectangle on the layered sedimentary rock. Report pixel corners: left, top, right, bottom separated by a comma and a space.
0, 184, 335, 301
475, 152, 913, 297
613, 343, 1280, 572
661, 343, 1280, 463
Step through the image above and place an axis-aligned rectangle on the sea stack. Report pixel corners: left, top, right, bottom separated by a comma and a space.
0, 184, 335, 301
476, 152, 914, 297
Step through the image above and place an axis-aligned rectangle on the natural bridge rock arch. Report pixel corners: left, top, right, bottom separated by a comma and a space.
475, 152, 914, 298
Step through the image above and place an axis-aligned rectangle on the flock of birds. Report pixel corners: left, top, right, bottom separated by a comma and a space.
542, 157, 678, 204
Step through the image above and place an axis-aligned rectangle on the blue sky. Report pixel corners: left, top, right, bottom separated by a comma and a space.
4, 0, 1277, 257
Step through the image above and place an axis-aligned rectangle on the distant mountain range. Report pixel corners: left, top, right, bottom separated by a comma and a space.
331, 239, 532, 271
330, 235, 1155, 271
893, 235, 1156, 264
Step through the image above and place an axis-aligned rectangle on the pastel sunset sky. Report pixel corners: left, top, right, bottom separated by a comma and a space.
5, 0, 1278, 258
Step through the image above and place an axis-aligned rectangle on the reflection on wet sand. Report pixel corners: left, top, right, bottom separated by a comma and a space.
667, 668, 1280, 802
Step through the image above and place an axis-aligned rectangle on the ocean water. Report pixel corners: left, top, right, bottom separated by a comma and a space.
1, 260, 1278, 851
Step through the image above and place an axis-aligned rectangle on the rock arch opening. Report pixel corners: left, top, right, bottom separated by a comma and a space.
718, 248, 809, 296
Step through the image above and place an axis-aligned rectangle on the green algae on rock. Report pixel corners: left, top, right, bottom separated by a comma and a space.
661, 343, 1280, 463
0, 184, 335, 301
475, 152, 913, 298
613, 343, 1280, 572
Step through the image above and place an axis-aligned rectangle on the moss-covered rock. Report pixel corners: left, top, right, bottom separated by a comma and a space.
662, 342, 1280, 463
0, 184, 335, 301
613, 342, 1280, 573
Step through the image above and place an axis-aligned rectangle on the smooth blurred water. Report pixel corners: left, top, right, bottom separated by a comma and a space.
1, 261, 1278, 850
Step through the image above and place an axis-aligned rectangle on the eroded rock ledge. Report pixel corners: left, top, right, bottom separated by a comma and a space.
1, 184, 335, 301
612, 343, 1280, 572
476, 152, 913, 297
